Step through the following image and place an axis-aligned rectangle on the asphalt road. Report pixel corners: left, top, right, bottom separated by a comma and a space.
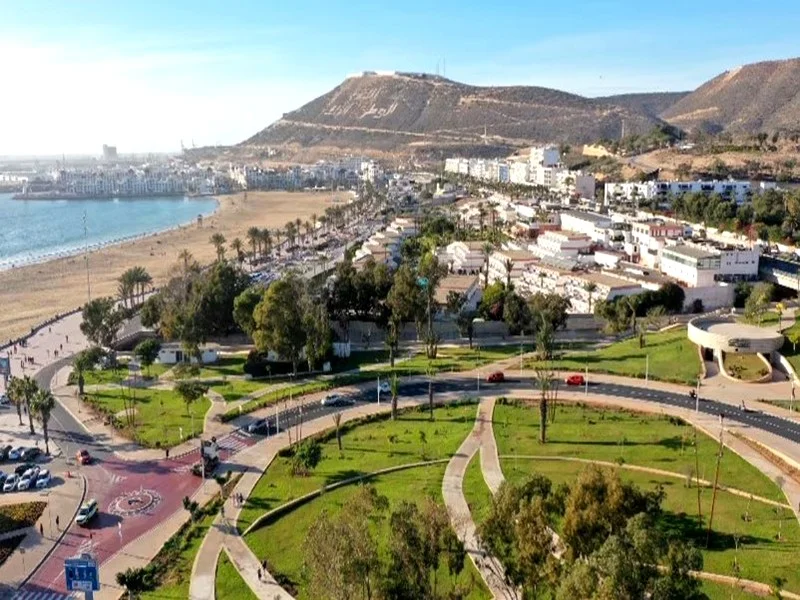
243, 376, 800, 446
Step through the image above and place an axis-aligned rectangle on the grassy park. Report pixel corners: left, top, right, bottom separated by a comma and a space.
722, 352, 769, 381
525, 327, 702, 385
502, 459, 799, 593
462, 454, 493, 527
215, 553, 258, 600
84, 387, 211, 447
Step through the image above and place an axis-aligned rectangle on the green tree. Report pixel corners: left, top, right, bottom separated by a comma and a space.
744, 282, 774, 325
6, 376, 26, 426
651, 540, 705, 600
304, 301, 332, 372
30, 387, 56, 455
72, 346, 104, 396
174, 381, 208, 416
230, 237, 245, 266
292, 438, 322, 475
583, 282, 598, 313
80, 297, 124, 348
17, 375, 39, 435
390, 372, 399, 421
252, 274, 307, 375
116, 566, 153, 599
209, 232, 227, 261
246, 226, 261, 261
133, 339, 161, 377
232, 287, 264, 337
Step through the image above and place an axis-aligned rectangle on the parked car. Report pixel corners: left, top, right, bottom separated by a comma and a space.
21, 447, 41, 461
76, 449, 92, 465
565, 374, 585, 386
14, 463, 37, 476
0, 394, 10, 406
0, 445, 12, 461
0, 471, 7, 486
486, 371, 505, 383
246, 418, 267, 434
76, 499, 99, 526
2, 474, 19, 492
35, 469, 51, 489
321, 393, 355, 407
17, 472, 35, 491
8, 447, 26, 461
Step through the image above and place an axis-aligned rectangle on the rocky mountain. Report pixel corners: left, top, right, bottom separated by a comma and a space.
661, 58, 800, 134
242, 71, 666, 159
598, 92, 689, 120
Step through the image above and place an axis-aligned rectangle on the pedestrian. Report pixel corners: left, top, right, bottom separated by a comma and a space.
221, 504, 225, 518
60, 343, 63, 351
39, 523, 43, 536
48, 326, 51, 333
257, 568, 262, 581
65, 335, 69, 343
55, 515, 60, 530
261, 559, 267, 572
165, 447, 170, 459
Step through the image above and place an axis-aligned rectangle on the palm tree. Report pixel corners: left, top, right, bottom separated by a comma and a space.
131, 266, 151, 305
273, 229, 283, 255
262, 229, 273, 257
482, 242, 494, 287
31, 387, 55, 455
311, 213, 318, 237
7, 376, 25, 426
583, 282, 598, 313
19, 375, 38, 434
247, 226, 260, 261
284, 222, 296, 247
304, 220, 313, 245
209, 233, 226, 261
177, 249, 194, 273
294, 217, 302, 242
117, 269, 136, 309
504, 258, 515, 289
230, 238, 245, 266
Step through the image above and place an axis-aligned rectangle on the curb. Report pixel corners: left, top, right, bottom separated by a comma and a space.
18, 474, 87, 589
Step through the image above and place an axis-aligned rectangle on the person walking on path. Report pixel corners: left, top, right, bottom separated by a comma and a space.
261, 559, 267, 572
257, 568, 262, 582
55, 515, 60, 530
39, 523, 43, 536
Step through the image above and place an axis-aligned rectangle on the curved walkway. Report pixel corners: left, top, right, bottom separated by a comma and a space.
442, 397, 519, 600
498, 455, 791, 509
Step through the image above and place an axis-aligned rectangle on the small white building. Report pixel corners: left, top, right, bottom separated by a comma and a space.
158, 343, 219, 365
533, 231, 593, 258
442, 241, 487, 274
487, 250, 539, 286
435, 275, 483, 312
529, 145, 561, 168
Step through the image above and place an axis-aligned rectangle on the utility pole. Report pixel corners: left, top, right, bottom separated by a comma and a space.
645, 354, 649, 383
694, 428, 702, 518
696, 377, 701, 412
83, 211, 91, 303
706, 413, 725, 547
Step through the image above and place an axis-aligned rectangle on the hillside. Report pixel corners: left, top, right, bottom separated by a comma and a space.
661, 58, 800, 134
597, 92, 689, 119
242, 71, 665, 159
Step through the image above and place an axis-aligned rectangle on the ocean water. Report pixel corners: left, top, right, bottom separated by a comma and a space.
0, 193, 218, 270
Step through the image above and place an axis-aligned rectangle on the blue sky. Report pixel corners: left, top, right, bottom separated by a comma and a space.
2, 0, 799, 155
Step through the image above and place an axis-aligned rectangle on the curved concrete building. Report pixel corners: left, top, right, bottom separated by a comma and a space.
688, 317, 784, 356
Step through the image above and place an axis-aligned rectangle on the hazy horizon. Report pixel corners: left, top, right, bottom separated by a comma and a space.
3, 0, 800, 156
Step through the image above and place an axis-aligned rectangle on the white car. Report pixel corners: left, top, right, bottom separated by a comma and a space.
0, 394, 10, 406
35, 470, 51, 489
17, 474, 34, 491
321, 393, 353, 407
8, 446, 25, 460
3, 474, 19, 492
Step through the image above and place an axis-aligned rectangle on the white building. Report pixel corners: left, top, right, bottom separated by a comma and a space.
441, 241, 487, 274
563, 272, 643, 314
435, 275, 483, 312
533, 231, 593, 258
630, 219, 686, 268
660, 242, 759, 287
487, 250, 539, 286
604, 180, 754, 205
509, 162, 531, 185
529, 145, 561, 168
158, 343, 219, 365
559, 211, 613, 241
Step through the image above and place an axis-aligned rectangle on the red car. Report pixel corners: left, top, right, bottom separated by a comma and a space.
76, 449, 92, 465
486, 371, 505, 383
565, 374, 585, 386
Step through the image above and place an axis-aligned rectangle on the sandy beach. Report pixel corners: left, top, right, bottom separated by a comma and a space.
0, 190, 350, 342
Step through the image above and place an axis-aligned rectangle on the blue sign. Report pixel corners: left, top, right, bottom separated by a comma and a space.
0, 357, 9, 376
65, 555, 99, 592
416, 277, 429, 288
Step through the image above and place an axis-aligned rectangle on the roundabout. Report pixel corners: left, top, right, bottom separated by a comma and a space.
688, 316, 784, 355
107, 487, 163, 518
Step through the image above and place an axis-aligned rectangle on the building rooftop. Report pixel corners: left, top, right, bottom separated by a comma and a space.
435, 275, 479, 304
495, 250, 539, 261
574, 271, 642, 290
662, 244, 717, 260
561, 210, 612, 225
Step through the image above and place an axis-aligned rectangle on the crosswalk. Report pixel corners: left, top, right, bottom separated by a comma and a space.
216, 430, 252, 454
12, 591, 76, 600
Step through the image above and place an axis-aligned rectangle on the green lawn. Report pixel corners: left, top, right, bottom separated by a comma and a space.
395, 344, 535, 376
210, 379, 273, 402
722, 353, 769, 381
216, 551, 258, 600
191, 355, 249, 379
463, 453, 493, 527
85, 387, 211, 448
527, 327, 702, 385
237, 403, 477, 533
245, 465, 490, 600
78, 361, 170, 386
502, 459, 800, 593
737, 310, 780, 329
493, 402, 786, 502
140, 510, 217, 600
700, 579, 765, 600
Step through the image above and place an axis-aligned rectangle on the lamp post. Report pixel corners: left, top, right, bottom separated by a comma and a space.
645, 354, 649, 383
695, 377, 701, 413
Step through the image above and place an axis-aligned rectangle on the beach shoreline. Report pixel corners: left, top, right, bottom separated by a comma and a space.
0, 197, 219, 272
0, 190, 347, 342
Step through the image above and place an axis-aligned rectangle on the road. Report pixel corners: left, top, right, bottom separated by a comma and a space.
13, 370, 800, 599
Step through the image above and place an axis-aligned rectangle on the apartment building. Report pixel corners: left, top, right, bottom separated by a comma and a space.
487, 250, 539, 286
559, 211, 613, 241
509, 161, 530, 185
435, 275, 483, 312
563, 271, 643, 313
604, 179, 754, 205
532, 231, 593, 258
529, 145, 561, 168
441, 241, 487, 274
659, 241, 759, 287
629, 219, 685, 268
